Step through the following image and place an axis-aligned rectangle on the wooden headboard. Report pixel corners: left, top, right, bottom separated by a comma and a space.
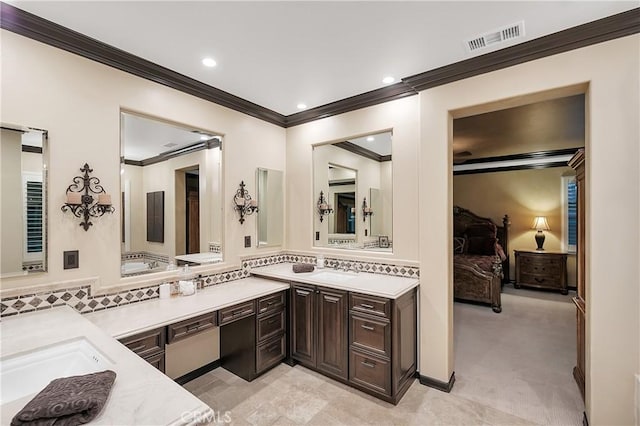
453, 206, 510, 280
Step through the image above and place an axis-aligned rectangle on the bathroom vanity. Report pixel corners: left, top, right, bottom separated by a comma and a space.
251, 263, 419, 404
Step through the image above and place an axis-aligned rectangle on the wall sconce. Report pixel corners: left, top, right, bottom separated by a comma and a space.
362, 197, 373, 222
317, 191, 333, 222
532, 216, 550, 250
234, 180, 258, 224
61, 163, 115, 231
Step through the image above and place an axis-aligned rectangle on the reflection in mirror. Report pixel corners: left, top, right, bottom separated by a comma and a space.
120, 112, 222, 277
256, 168, 284, 247
1, 124, 48, 277
313, 131, 392, 251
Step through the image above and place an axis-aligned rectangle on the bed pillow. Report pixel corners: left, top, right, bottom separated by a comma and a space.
466, 237, 498, 256
453, 237, 466, 254
465, 223, 497, 238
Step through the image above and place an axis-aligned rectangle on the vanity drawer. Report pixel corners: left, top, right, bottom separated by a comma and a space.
350, 313, 390, 357
167, 311, 217, 344
350, 293, 391, 318
144, 351, 166, 373
349, 349, 391, 397
219, 300, 256, 326
257, 310, 285, 342
258, 291, 285, 316
256, 334, 286, 373
119, 327, 165, 358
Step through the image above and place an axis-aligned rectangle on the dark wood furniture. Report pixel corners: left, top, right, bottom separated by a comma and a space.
514, 250, 568, 294
569, 149, 586, 400
119, 327, 166, 373
453, 206, 509, 313
291, 281, 417, 404
291, 283, 349, 380
220, 291, 287, 381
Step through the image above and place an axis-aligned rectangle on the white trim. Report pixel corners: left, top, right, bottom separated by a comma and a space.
453, 153, 574, 172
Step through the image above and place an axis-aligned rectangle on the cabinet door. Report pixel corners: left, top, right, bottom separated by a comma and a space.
317, 287, 348, 379
291, 284, 316, 366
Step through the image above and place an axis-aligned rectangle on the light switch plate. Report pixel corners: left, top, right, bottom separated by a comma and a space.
244, 236, 251, 248
63, 250, 79, 269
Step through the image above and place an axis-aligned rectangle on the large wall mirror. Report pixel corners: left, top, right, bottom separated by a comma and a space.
313, 131, 393, 251
1, 124, 48, 277
120, 112, 223, 277
256, 167, 284, 247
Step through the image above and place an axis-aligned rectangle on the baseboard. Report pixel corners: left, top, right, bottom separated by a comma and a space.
174, 359, 221, 385
582, 411, 589, 426
416, 371, 455, 393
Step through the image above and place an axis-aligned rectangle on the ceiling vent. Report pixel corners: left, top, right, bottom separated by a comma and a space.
163, 142, 178, 148
465, 21, 525, 53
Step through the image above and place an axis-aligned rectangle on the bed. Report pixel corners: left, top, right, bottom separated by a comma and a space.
453, 206, 509, 313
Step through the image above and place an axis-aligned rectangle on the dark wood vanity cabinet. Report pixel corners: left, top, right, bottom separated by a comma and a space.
220, 291, 287, 381
291, 283, 349, 380
291, 281, 417, 404
119, 327, 166, 373
349, 288, 417, 404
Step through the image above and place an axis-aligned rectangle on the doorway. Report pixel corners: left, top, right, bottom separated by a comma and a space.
450, 91, 586, 424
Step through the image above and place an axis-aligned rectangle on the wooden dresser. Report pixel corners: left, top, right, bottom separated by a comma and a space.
514, 250, 568, 294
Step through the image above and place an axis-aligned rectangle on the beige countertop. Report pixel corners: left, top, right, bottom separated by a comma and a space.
251, 263, 419, 299
0, 306, 212, 426
86, 277, 289, 339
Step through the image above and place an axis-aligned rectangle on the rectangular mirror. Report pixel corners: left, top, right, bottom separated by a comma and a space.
120, 112, 223, 276
313, 131, 393, 251
1, 124, 48, 277
256, 167, 284, 247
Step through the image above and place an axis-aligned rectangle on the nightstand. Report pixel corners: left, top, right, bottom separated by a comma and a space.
514, 250, 568, 294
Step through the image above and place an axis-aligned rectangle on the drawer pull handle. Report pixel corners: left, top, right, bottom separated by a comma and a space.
360, 303, 375, 309
267, 301, 276, 305
187, 324, 204, 333
129, 344, 146, 353
267, 343, 280, 353
361, 360, 376, 368
361, 324, 375, 331
259, 307, 268, 313
534, 277, 545, 283
267, 319, 277, 325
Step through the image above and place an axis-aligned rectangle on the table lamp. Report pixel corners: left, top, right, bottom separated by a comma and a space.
532, 216, 550, 250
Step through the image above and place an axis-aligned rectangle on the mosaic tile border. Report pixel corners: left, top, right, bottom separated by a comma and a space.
1, 252, 418, 318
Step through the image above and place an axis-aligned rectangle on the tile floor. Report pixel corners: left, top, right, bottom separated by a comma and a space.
185, 286, 582, 425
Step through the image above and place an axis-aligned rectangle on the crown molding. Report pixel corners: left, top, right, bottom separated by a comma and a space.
1, 3, 638, 129
334, 141, 392, 162
0, 2, 287, 127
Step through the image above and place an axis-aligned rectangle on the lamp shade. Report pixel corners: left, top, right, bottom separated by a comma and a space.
531, 216, 550, 231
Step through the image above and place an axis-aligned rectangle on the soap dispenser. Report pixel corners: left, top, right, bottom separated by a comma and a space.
179, 264, 196, 296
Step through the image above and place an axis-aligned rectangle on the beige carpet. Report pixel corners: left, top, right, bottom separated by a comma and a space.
453, 284, 584, 425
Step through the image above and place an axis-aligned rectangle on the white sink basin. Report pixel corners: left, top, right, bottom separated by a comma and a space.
312, 271, 357, 283
0, 338, 114, 404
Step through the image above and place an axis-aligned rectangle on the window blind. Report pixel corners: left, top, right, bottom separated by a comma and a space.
567, 180, 577, 248
25, 181, 43, 253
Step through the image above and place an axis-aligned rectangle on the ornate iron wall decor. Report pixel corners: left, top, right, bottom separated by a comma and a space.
362, 197, 373, 221
61, 163, 115, 231
233, 180, 258, 224
316, 190, 333, 222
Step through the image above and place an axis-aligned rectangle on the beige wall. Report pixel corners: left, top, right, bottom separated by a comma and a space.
1, 30, 286, 292
453, 167, 577, 285
420, 35, 639, 424
287, 95, 420, 262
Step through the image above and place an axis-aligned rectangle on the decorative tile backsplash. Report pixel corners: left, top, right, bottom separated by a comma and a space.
1, 252, 418, 318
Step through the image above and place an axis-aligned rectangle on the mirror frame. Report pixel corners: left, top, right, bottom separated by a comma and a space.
0, 123, 48, 278
119, 110, 224, 278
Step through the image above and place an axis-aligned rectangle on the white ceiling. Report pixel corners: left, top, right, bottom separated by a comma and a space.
347, 131, 392, 156
121, 112, 218, 161
9, 1, 637, 116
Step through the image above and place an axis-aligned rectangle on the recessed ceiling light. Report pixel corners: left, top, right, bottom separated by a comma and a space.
382, 76, 395, 84
297, 103, 307, 110
202, 57, 217, 67
366, 136, 375, 142
200, 135, 209, 141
